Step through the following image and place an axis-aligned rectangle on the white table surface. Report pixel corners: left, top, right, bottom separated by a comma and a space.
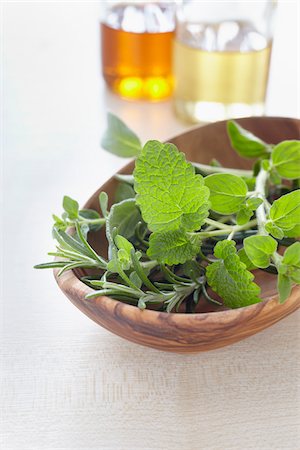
1, 2, 300, 449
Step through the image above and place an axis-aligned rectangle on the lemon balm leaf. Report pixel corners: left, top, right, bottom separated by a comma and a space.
147, 229, 201, 265
134, 140, 210, 232
206, 240, 261, 308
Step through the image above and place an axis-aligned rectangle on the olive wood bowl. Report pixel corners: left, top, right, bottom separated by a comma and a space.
54, 117, 300, 353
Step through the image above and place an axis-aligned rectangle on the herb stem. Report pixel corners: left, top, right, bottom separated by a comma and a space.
204, 216, 233, 231
193, 219, 257, 238
130, 250, 161, 293
78, 217, 106, 225
255, 168, 269, 235
271, 251, 282, 269
205, 218, 232, 230
227, 230, 236, 241
193, 162, 253, 177
141, 260, 158, 270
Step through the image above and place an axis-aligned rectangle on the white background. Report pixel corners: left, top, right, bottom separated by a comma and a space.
1, 1, 299, 449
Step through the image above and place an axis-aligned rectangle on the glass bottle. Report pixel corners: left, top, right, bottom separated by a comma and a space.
173, 0, 277, 123
101, 1, 177, 101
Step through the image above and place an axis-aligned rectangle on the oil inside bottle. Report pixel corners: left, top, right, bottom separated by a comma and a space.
173, 20, 272, 122
101, 3, 175, 100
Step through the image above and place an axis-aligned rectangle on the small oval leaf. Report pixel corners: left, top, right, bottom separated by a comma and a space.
204, 173, 248, 214
244, 235, 278, 269
271, 140, 300, 180
227, 120, 268, 158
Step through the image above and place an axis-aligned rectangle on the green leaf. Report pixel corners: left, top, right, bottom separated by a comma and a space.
269, 169, 282, 185
247, 197, 263, 210
271, 140, 300, 179
291, 269, 300, 284
227, 120, 268, 158
204, 173, 248, 214
79, 209, 102, 231
210, 158, 222, 167
106, 247, 141, 291
106, 199, 142, 247
244, 177, 256, 191
79, 209, 100, 220
237, 248, 258, 271
236, 197, 262, 225
268, 190, 300, 233
52, 227, 92, 258
117, 248, 131, 270
206, 240, 261, 308
282, 242, 300, 267
129, 271, 142, 289
75, 222, 107, 266
99, 192, 109, 217
147, 229, 201, 265
182, 260, 204, 280
101, 113, 142, 157
107, 258, 118, 273
130, 249, 160, 293
262, 159, 270, 171
280, 242, 300, 285
277, 274, 292, 303
252, 160, 261, 177
236, 206, 253, 225
284, 224, 300, 238
275, 242, 300, 302
265, 222, 284, 240
115, 234, 134, 257
52, 214, 67, 231
63, 196, 79, 220
34, 261, 69, 269
115, 182, 136, 203
134, 140, 210, 232
244, 235, 278, 269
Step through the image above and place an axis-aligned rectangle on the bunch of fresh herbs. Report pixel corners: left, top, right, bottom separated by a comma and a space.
35, 115, 300, 312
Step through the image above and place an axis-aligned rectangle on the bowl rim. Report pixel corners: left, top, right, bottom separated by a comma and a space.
54, 116, 300, 324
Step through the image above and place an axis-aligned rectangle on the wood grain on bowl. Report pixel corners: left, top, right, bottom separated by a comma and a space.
54, 117, 300, 353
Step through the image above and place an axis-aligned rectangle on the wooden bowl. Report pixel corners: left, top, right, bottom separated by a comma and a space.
54, 117, 300, 353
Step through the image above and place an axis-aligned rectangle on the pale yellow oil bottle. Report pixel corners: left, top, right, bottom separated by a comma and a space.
173, 22, 272, 123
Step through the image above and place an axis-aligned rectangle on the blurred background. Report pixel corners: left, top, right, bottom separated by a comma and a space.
3, 1, 299, 141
